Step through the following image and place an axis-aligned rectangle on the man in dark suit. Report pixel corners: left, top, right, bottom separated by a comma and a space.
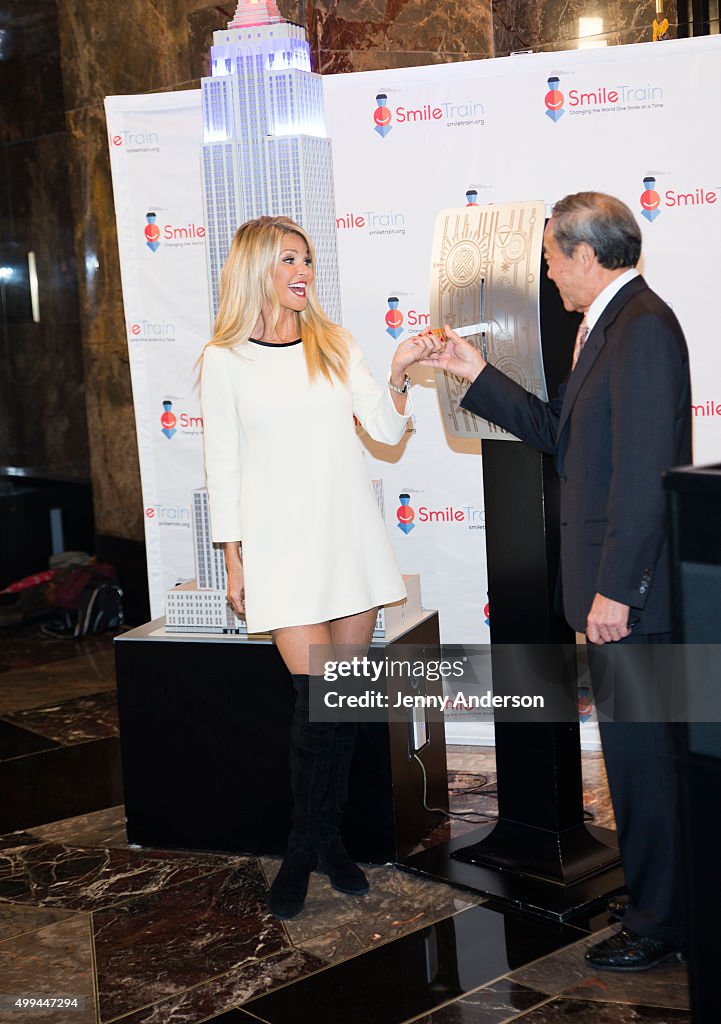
423, 192, 691, 970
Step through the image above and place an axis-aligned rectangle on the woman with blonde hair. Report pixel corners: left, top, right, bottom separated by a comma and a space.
200, 215, 440, 919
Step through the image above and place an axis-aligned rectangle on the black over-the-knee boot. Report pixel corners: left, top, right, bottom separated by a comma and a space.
267, 674, 335, 919
317, 721, 368, 895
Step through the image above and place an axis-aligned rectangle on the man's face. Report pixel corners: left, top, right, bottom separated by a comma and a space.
543, 220, 589, 313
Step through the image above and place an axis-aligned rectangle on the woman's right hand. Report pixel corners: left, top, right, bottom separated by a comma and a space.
418, 326, 487, 384
227, 564, 246, 618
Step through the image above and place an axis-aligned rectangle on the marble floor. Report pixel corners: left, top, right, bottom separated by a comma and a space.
0, 632, 689, 1024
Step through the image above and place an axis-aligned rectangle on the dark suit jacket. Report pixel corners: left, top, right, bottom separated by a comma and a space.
461, 275, 692, 634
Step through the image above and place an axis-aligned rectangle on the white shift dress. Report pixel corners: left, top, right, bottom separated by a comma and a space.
200, 337, 411, 633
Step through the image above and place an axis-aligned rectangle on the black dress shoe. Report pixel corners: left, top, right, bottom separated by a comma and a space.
607, 895, 630, 921
585, 928, 683, 972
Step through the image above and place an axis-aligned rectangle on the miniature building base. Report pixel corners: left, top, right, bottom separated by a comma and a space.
166, 573, 422, 636
166, 579, 242, 633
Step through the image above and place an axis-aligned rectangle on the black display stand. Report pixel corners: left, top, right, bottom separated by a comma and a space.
114, 611, 447, 864
397, 238, 624, 921
399, 445, 623, 919
665, 463, 721, 1022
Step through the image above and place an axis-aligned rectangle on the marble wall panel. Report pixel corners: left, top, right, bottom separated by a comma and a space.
492, 0, 678, 56
0, 145, 9, 243
54, 0, 185, 112
183, 4, 230, 82
3, 133, 80, 326
312, 0, 494, 73
0, 406, 8, 474
0, 144, 10, 464
2, 322, 89, 469
64, 103, 141, 538
80, 339, 144, 541
0, 86, 87, 473
0, 0, 66, 144
384, 0, 495, 57
64, 105, 123, 349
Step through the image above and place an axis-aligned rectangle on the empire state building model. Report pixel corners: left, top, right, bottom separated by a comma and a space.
201, 0, 341, 321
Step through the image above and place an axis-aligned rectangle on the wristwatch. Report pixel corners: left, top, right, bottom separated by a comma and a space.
388, 373, 412, 395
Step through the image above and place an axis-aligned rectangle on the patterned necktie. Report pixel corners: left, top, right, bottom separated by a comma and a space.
572, 317, 589, 370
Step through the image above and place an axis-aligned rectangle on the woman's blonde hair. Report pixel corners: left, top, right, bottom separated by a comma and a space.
203, 215, 348, 384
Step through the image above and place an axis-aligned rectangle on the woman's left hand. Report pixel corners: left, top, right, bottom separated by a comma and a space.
390, 330, 445, 384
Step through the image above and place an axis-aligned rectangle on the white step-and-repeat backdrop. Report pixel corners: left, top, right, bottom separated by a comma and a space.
107, 37, 721, 656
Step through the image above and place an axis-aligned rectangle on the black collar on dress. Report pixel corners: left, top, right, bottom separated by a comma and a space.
248, 338, 302, 347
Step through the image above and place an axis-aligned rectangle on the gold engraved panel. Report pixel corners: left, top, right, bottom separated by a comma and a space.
430, 201, 547, 440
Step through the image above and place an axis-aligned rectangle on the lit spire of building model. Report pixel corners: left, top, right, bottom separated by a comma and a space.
229, 0, 283, 28
200, 0, 341, 322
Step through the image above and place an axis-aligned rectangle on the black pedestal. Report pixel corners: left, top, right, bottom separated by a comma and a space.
399, 443, 624, 920
114, 611, 447, 864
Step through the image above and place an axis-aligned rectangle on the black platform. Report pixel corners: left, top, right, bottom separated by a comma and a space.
398, 444, 624, 922
114, 611, 447, 863
399, 819, 622, 922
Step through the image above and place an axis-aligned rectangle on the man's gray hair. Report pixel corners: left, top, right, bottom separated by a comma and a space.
551, 192, 641, 270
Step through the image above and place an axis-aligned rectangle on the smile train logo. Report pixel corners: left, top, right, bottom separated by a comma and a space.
373, 93, 392, 138
145, 211, 161, 252
396, 493, 415, 534
544, 76, 565, 122
144, 211, 159, 251
465, 188, 478, 206
160, 400, 177, 439
385, 296, 404, 339
640, 176, 661, 222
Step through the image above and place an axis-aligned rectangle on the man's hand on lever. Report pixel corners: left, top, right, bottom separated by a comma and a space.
415, 325, 487, 384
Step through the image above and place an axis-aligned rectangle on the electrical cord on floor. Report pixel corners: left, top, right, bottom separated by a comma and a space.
452, 773, 489, 793
447, 772, 499, 802
413, 753, 498, 825
414, 756, 595, 825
